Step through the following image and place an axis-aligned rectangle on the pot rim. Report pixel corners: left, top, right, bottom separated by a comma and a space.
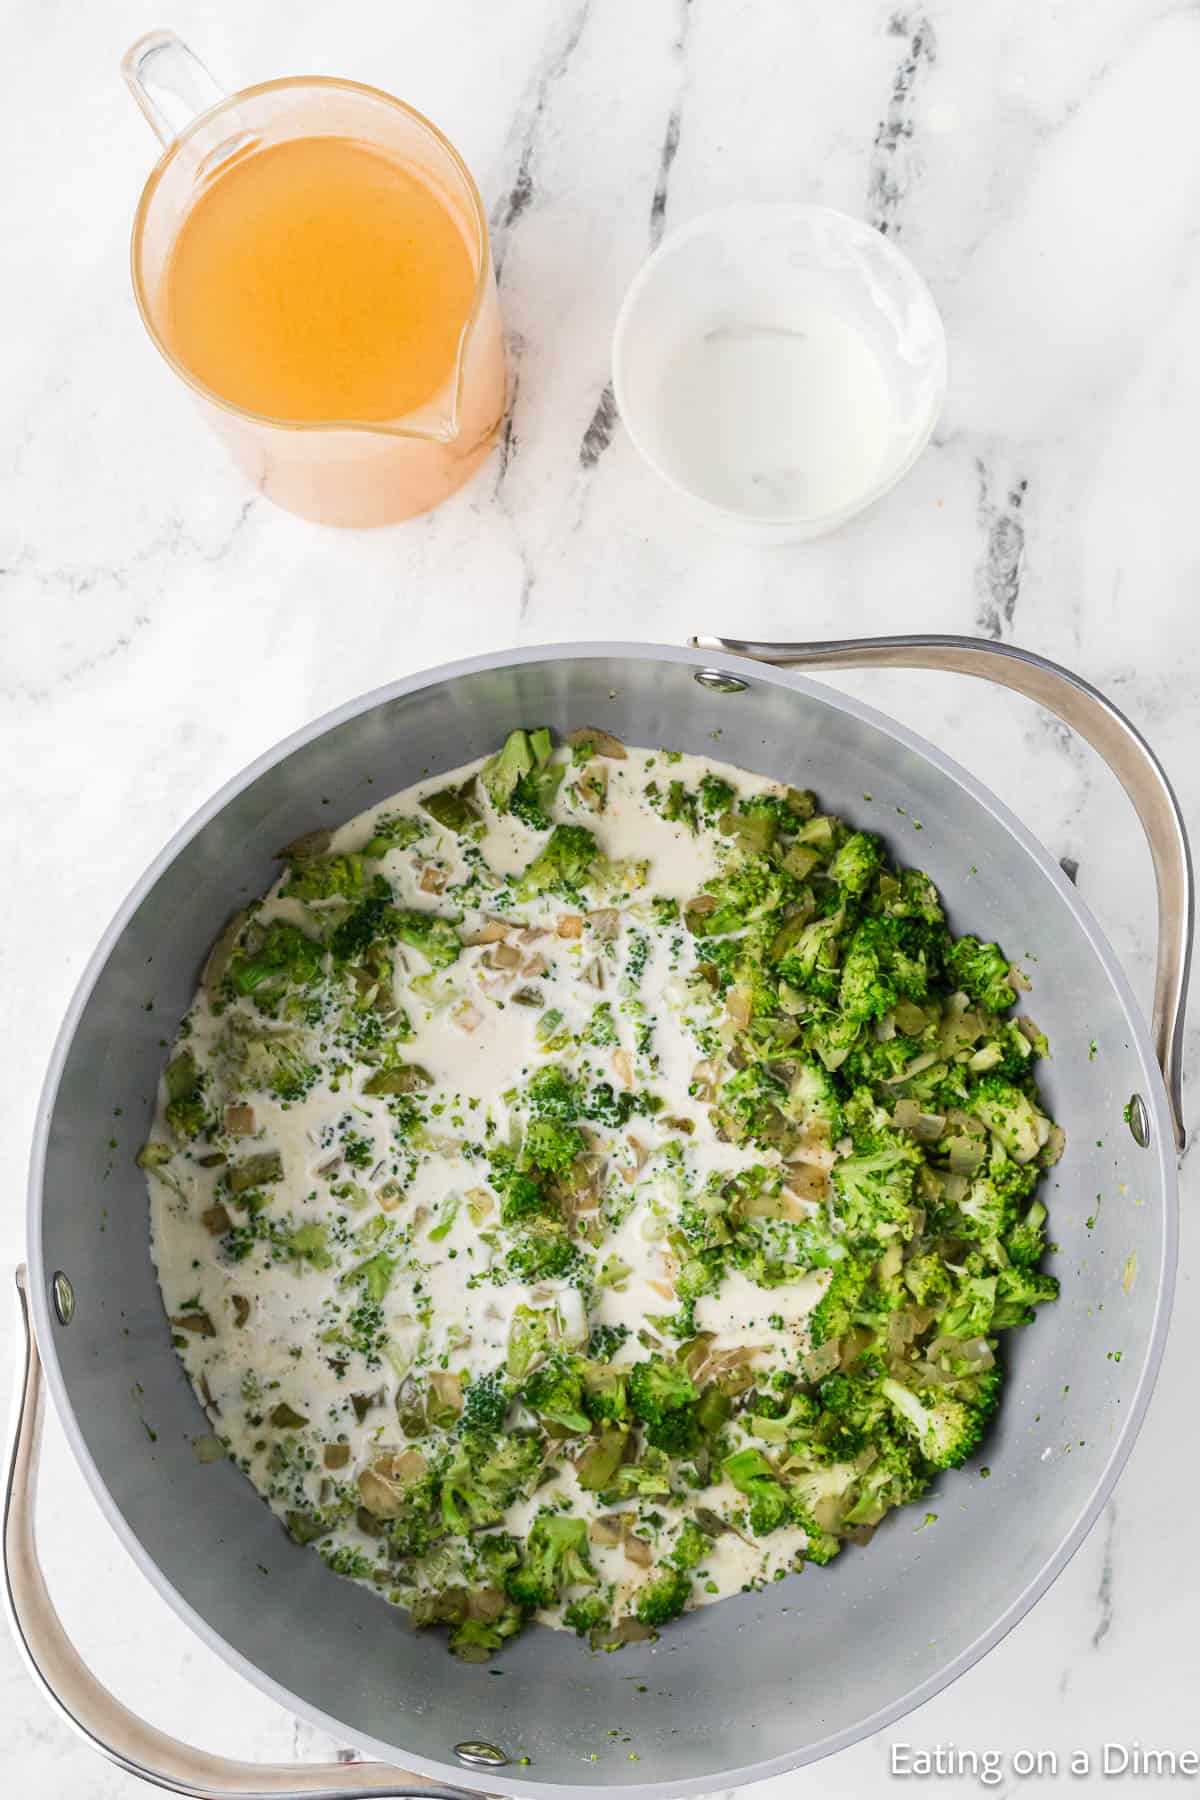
26, 640, 1178, 1797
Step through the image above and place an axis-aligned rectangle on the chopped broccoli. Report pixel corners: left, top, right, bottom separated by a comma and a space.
634, 1566, 691, 1627
808, 1258, 869, 1348
585, 1002, 619, 1047
232, 1029, 319, 1103
280, 853, 370, 903
439, 1433, 544, 1535
522, 1355, 590, 1434
722, 1447, 794, 1535
515, 825, 600, 902
945, 936, 1016, 1013
388, 908, 462, 971
164, 1050, 207, 1138
230, 921, 324, 999
482, 729, 537, 811
831, 1132, 924, 1244
628, 1358, 700, 1454
506, 1305, 553, 1380
363, 814, 425, 857
506, 1512, 596, 1609
969, 1077, 1048, 1163
880, 1378, 989, 1471
461, 1370, 512, 1439
829, 831, 884, 898
1005, 1199, 1048, 1267
668, 1519, 713, 1570
562, 1594, 613, 1637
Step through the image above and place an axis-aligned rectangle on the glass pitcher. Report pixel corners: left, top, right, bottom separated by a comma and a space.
123, 31, 507, 527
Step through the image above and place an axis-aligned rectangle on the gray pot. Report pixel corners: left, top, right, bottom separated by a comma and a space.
6, 636, 1191, 1800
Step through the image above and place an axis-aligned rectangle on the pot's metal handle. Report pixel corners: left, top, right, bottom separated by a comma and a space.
3, 1269, 486, 1800
691, 632, 1192, 1151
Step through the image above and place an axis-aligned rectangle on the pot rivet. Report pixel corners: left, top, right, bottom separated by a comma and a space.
694, 668, 748, 694
52, 1271, 75, 1327
455, 1742, 509, 1769
1126, 1093, 1150, 1149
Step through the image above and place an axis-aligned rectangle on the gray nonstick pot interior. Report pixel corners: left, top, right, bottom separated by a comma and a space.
29, 646, 1175, 1796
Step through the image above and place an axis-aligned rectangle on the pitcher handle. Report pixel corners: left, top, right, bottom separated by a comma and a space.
3, 1270, 489, 1800
691, 632, 1193, 1151
121, 29, 227, 147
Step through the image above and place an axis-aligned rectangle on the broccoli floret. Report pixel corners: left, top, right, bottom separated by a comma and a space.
649, 778, 698, 833
944, 936, 1016, 1014
280, 853, 370, 903
582, 1364, 628, 1425
782, 1061, 844, 1140
328, 895, 392, 962
482, 729, 537, 811
562, 1594, 613, 1638
439, 1433, 544, 1535
164, 1053, 207, 1138
955, 1174, 1020, 1248
940, 1273, 998, 1339
522, 1355, 590, 1434
991, 1264, 1060, 1328
902, 1251, 953, 1307
521, 1115, 587, 1180
698, 773, 736, 819
687, 856, 797, 938
634, 1566, 691, 1627
815, 1371, 891, 1458
363, 814, 425, 857
489, 1150, 556, 1227
722, 1447, 794, 1535
842, 1434, 925, 1526
382, 1476, 444, 1560
524, 1063, 580, 1118
831, 1130, 924, 1244
830, 831, 884, 898
499, 1225, 589, 1286
515, 825, 600, 902
506, 1305, 553, 1380
791, 1505, 842, 1564
880, 1378, 988, 1470
666, 1519, 712, 1571
512, 765, 565, 832
628, 1358, 699, 1455
807, 1257, 869, 1348
774, 912, 844, 999
587, 1322, 630, 1362
461, 1370, 512, 1439
388, 908, 462, 971
482, 727, 563, 828
838, 915, 931, 1023
233, 1029, 319, 1103
969, 1077, 1049, 1164
506, 1512, 596, 1610
839, 927, 897, 1023
230, 921, 324, 998
448, 1607, 525, 1663
1005, 1199, 1048, 1268
713, 1063, 788, 1148
166, 1093, 207, 1139
476, 1531, 523, 1586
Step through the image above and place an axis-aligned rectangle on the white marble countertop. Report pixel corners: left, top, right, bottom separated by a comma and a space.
3, 1, 1198, 1794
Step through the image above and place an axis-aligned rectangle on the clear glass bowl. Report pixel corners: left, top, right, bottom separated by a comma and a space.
612, 203, 947, 543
